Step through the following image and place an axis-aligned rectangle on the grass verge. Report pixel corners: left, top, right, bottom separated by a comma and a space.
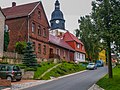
34, 62, 56, 79
41, 62, 86, 80
97, 65, 120, 90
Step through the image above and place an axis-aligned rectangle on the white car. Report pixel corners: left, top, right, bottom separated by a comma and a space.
86, 63, 97, 70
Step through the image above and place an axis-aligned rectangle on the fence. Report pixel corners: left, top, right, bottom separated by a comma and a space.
0, 52, 23, 64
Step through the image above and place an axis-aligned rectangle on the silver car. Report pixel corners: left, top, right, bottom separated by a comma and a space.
86, 63, 97, 70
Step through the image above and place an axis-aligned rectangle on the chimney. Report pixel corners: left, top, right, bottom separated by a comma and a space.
12, 2, 16, 7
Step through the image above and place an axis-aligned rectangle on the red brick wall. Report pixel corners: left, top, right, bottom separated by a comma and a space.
29, 5, 49, 43
6, 17, 28, 51
5, 4, 50, 59
28, 4, 50, 59
31, 39, 49, 59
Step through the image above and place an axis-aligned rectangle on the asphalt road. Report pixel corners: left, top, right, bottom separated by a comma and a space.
23, 66, 108, 90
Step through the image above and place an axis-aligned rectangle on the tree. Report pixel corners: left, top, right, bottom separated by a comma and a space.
15, 41, 27, 54
4, 30, 9, 51
91, 0, 120, 78
76, 15, 102, 61
76, 0, 120, 78
22, 42, 38, 68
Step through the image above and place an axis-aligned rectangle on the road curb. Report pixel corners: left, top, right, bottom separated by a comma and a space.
88, 84, 104, 90
41, 70, 87, 83
1, 88, 11, 90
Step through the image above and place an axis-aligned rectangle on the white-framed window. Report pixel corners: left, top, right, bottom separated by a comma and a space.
77, 52, 79, 58
56, 48, 60, 56
38, 44, 41, 54
32, 23, 35, 33
43, 45, 46, 55
63, 50, 66, 57
82, 54, 84, 59
43, 28, 47, 37
77, 43, 80, 48
38, 25, 41, 36
32, 42, 35, 51
79, 53, 80, 59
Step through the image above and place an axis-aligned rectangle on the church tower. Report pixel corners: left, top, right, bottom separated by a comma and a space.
50, 0, 66, 37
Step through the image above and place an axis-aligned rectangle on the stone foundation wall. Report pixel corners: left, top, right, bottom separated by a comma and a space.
22, 71, 34, 79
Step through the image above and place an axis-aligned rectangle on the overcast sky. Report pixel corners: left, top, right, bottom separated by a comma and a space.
0, 0, 93, 33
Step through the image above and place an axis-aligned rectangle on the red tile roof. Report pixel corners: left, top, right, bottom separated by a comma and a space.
2, 2, 39, 19
64, 31, 83, 45
63, 31, 86, 53
49, 34, 75, 51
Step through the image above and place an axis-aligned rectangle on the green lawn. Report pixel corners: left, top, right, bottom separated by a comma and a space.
41, 62, 86, 80
97, 65, 120, 90
34, 62, 56, 79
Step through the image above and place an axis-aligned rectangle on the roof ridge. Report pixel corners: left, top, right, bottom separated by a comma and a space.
0, 7, 6, 17
67, 31, 76, 42
3, 1, 39, 10
28, 1, 40, 15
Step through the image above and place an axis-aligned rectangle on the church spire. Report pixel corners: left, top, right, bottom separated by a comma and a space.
50, 0, 65, 30
55, 0, 60, 10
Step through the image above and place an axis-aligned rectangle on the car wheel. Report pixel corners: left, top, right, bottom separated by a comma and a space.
94, 67, 96, 70
16, 78, 21, 81
7, 76, 12, 81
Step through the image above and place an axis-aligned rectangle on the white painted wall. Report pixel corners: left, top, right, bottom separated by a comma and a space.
49, 29, 67, 37
0, 10, 5, 57
74, 52, 85, 62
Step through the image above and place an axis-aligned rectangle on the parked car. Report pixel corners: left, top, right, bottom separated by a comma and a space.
96, 60, 104, 67
0, 64, 22, 81
86, 63, 97, 70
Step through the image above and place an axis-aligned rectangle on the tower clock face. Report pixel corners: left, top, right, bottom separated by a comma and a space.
55, 20, 60, 24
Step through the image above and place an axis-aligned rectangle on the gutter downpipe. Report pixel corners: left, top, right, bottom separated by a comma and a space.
27, 15, 30, 42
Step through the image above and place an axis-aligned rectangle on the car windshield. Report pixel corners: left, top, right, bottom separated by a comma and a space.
89, 63, 95, 65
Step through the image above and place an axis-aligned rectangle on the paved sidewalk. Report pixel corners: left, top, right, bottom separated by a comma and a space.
88, 84, 104, 90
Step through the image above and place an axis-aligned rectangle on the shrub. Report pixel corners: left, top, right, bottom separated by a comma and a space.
15, 41, 27, 54
22, 42, 38, 68
0, 62, 8, 64
25, 67, 37, 71
34, 62, 55, 79
42, 62, 86, 80
17, 64, 26, 69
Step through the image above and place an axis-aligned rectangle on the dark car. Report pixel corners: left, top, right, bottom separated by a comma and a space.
86, 63, 97, 70
96, 60, 104, 67
0, 64, 22, 81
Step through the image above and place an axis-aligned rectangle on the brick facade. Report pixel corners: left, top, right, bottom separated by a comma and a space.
3, 2, 50, 59
6, 17, 28, 51
2, 1, 85, 62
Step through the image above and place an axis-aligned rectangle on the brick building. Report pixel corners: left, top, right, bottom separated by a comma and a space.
49, 0, 86, 62
2, 1, 50, 59
49, 34, 75, 61
2, 1, 86, 62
